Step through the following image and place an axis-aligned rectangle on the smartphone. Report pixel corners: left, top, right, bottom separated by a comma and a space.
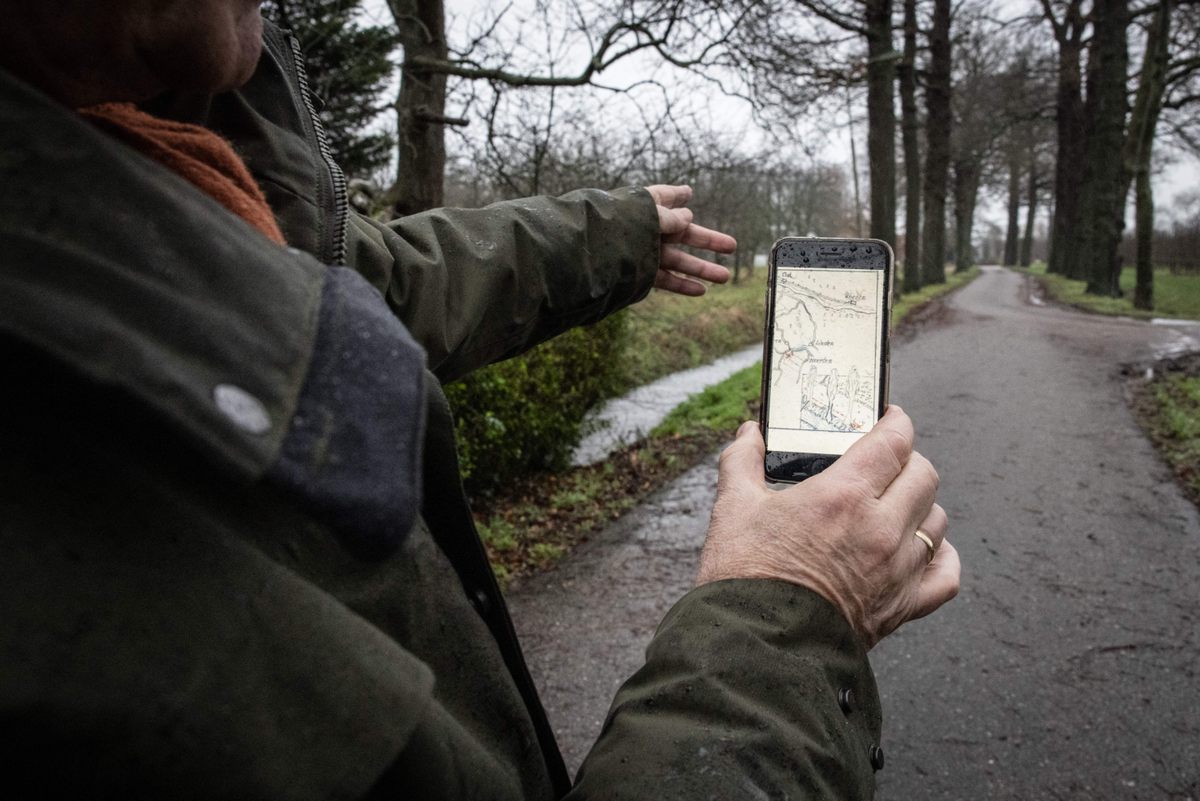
759, 237, 894, 482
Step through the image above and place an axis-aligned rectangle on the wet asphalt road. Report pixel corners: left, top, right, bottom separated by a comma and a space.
507, 266, 1200, 798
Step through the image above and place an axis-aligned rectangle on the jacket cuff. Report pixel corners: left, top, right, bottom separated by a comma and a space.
572, 579, 882, 800
606, 185, 661, 304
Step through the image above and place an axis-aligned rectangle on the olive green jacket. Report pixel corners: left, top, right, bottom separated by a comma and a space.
0, 23, 882, 800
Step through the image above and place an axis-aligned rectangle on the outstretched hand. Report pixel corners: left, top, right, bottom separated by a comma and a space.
646, 184, 736, 296
696, 406, 960, 649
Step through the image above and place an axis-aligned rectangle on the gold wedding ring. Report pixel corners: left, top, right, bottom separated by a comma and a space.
913, 529, 937, 563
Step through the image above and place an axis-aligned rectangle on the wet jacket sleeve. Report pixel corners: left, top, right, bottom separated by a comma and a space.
567, 578, 883, 801
344, 187, 661, 382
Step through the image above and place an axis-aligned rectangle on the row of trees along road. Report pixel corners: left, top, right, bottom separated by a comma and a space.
1040, 0, 1200, 307
265, 0, 1200, 310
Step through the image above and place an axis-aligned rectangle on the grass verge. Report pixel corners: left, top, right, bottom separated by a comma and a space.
477, 265, 980, 587
1020, 262, 1200, 321
1129, 354, 1200, 505
615, 269, 767, 393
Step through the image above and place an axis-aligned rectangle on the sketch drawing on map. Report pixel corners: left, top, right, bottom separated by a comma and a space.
768, 268, 881, 439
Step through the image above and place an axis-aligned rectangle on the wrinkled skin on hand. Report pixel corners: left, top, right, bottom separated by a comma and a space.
697, 406, 961, 649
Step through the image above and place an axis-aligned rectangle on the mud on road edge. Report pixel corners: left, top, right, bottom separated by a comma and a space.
1124, 351, 1200, 510
893, 287, 962, 342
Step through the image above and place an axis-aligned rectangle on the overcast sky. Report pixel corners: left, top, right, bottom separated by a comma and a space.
361, 0, 1199, 231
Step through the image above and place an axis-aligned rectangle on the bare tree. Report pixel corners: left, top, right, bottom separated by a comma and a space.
1159, 1, 1200, 151
899, 0, 923, 289
385, 0, 758, 216
1019, 142, 1042, 266
1123, 0, 1172, 308
1019, 103, 1057, 268
758, 0, 899, 248
387, 0, 453, 215
920, 0, 952, 285
990, 43, 1055, 268
950, 14, 1012, 273
864, 0, 899, 248
999, 52, 1039, 267
1118, 0, 1200, 307
1074, 0, 1129, 297
1039, 0, 1089, 278
767, 160, 855, 239
1001, 150, 1021, 265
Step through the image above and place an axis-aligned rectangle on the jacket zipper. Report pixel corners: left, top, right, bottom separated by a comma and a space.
285, 32, 349, 266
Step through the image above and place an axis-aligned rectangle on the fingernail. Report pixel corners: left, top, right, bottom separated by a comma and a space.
738, 421, 759, 437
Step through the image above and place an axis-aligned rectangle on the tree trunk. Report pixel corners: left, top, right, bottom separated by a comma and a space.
388, 0, 448, 216
865, 0, 897, 249
1046, 3, 1086, 276
847, 88, 865, 237
920, 0, 952, 286
1080, 0, 1130, 297
953, 160, 980, 273
1020, 145, 1037, 267
1134, 167, 1154, 308
1003, 154, 1021, 265
899, 0, 921, 292
1126, 0, 1171, 309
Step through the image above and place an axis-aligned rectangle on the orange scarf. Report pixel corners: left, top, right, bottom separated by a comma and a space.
78, 102, 286, 246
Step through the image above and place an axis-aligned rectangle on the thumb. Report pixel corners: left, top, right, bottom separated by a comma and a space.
646, 184, 693, 209
717, 421, 766, 493
658, 206, 694, 238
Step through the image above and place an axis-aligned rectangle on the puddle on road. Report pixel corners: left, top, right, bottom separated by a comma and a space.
571, 344, 762, 466
1149, 323, 1200, 362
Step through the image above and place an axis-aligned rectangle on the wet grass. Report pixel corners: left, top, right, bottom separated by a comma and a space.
615, 269, 766, 393
654, 364, 762, 437
1130, 355, 1200, 505
1021, 262, 1200, 321
477, 265, 980, 587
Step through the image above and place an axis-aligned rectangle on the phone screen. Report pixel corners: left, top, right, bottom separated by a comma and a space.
762, 239, 892, 481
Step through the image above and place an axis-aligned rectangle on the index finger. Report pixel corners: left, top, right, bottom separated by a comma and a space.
646, 184, 693, 209
822, 405, 914, 497
678, 222, 737, 254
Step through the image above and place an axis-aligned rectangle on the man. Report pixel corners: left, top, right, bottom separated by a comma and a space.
0, 2, 959, 798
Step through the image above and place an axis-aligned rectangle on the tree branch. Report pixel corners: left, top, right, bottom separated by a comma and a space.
793, 0, 870, 36
1163, 91, 1200, 109
408, 18, 667, 86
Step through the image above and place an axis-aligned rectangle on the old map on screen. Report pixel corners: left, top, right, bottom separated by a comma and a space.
767, 267, 884, 455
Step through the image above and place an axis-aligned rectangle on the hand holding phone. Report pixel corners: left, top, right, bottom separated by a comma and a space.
759, 237, 894, 482
697, 410, 959, 649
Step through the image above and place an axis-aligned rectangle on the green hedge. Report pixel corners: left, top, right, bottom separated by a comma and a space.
445, 312, 628, 495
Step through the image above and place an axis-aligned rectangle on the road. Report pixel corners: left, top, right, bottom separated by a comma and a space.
506, 266, 1200, 799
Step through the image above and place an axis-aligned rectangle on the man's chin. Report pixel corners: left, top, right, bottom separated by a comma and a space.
172, 18, 263, 94
228, 13, 264, 89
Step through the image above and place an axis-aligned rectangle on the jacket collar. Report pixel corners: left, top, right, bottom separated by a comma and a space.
146, 21, 344, 266
0, 65, 325, 482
